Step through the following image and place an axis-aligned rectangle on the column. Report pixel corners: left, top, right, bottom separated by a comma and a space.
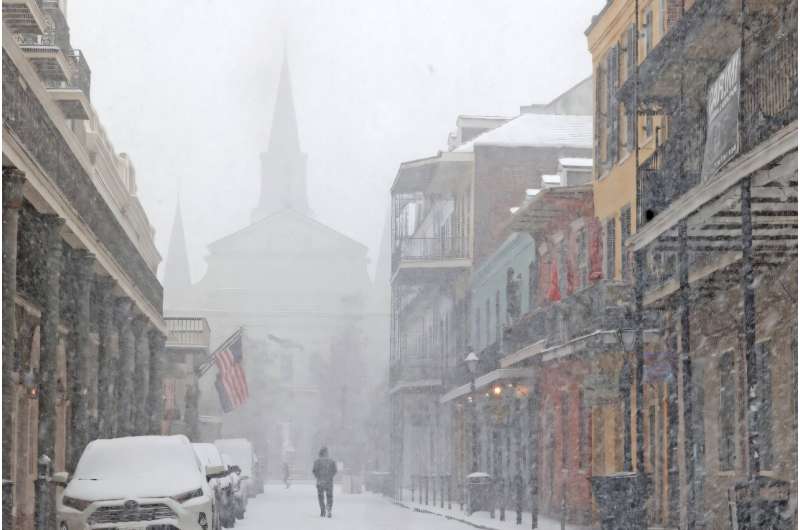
147, 330, 166, 435
66, 250, 94, 471
677, 220, 697, 530
2, 168, 25, 495
131, 316, 150, 435
529, 382, 539, 529
113, 298, 134, 437
740, 177, 759, 478
35, 213, 64, 529
94, 277, 116, 439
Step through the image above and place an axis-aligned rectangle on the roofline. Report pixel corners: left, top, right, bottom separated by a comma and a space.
390, 150, 473, 193
542, 75, 593, 108
207, 209, 369, 253
585, 0, 614, 36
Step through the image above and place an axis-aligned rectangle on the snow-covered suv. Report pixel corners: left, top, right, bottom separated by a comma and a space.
193, 443, 236, 528
57, 435, 226, 530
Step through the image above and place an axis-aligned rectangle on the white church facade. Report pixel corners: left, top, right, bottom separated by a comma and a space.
162, 51, 384, 478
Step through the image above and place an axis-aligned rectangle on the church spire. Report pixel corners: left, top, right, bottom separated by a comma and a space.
164, 196, 192, 309
252, 44, 310, 222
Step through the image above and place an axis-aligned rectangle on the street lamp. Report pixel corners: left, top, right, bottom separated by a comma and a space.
616, 327, 636, 354
464, 351, 480, 473
465, 352, 479, 375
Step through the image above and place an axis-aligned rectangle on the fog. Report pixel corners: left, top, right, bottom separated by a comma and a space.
68, 0, 604, 279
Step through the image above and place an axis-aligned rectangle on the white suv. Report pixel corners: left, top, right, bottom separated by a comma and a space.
193, 443, 236, 528
57, 435, 225, 530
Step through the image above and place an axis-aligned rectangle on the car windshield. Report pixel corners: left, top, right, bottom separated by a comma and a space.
193, 444, 222, 467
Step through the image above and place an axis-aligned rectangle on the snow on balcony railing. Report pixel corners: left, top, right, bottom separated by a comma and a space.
165, 318, 211, 349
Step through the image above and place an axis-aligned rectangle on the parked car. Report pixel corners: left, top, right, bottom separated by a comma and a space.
193, 443, 236, 528
214, 438, 261, 500
57, 435, 226, 530
222, 453, 246, 521
253, 454, 265, 494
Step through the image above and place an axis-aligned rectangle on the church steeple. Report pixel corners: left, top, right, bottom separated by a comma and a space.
252, 46, 310, 222
164, 196, 192, 310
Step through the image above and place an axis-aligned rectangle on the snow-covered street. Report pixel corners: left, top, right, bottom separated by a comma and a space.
236, 482, 471, 530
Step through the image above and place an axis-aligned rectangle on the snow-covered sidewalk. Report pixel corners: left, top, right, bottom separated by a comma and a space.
394, 497, 588, 530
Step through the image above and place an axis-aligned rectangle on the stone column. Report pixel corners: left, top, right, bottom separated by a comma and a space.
113, 298, 134, 437
65, 250, 94, 471
147, 331, 166, 435
131, 316, 150, 435
94, 277, 116, 439
35, 213, 64, 529
2, 168, 25, 492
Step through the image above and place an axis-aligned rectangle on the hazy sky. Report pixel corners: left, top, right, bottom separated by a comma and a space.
68, 0, 605, 282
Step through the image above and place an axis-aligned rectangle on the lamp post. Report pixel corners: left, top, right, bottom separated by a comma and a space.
465, 352, 480, 473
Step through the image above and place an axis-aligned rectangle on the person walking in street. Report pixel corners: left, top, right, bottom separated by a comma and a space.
282, 461, 291, 489
312, 446, 337, 518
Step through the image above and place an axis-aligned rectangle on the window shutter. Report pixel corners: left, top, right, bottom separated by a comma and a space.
626, 104, 635, 151
606, 219, 616, 279
610, 45, 620, 163
595, 64, 603, 173
605, 52, 613, 164
627, 24, 636, 71
620, 207, 632, 277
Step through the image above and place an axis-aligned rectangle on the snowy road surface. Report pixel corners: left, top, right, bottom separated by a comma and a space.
236, 482, 471, 530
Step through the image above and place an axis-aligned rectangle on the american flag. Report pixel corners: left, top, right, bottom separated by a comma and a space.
213, 328, 249, 412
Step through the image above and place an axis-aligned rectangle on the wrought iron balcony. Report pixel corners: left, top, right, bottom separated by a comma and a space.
16, 34, 70, 83
389, 357, 442, 388
391, 236, 470, 279
165, 317, 211, 351
637, 138, 702, 229
2, 0, 47, 35
739, 30, 798, 153
45, 49, 92, 119
503, 280, 637, 357
637, 29, 797, 230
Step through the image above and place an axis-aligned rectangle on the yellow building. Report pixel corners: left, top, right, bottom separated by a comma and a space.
585, 0, 686, 279
585, 3, 686, 527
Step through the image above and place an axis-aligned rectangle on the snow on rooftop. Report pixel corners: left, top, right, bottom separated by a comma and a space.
542, 174, 562, 186
455, 114, 592, 152
526, 188, 541, 197
559, 157, 593, 167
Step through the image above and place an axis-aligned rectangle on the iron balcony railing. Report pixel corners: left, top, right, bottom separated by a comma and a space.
66, 49, 91, 98
637, 29, 797, 230
740, 29, 798, 153
389, 357, 442, 386
392, 236, 469, 272
165, 317, 210, 349
503, 280, 636, 356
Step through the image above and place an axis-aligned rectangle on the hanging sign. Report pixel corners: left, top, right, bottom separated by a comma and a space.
701, 49, 741, 180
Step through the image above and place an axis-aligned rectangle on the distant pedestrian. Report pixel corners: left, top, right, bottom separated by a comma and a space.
282, 461, 291, 489
312, 446, 337, 517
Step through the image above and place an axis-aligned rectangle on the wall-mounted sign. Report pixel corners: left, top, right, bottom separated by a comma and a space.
701, 49, 741, 180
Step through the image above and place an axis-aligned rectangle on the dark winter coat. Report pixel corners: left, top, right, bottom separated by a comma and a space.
312, 457, 337, 486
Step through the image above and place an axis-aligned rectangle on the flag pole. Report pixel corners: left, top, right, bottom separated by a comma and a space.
198, 327, 243, 376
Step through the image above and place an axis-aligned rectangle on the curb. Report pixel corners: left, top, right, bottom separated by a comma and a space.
393, 500, 504, 530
